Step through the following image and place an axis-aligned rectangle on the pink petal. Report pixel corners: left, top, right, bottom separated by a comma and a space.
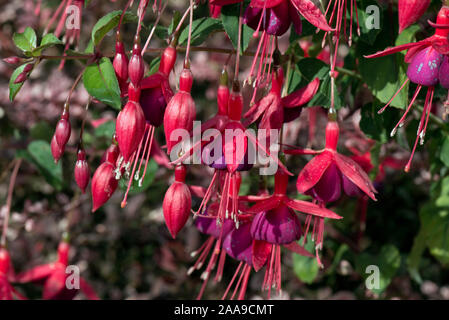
290, 0, 334, 32
284, 198, 342, 219
296, 150, 333, 193
282, 78, 320, 108
16, 263, 54, 283
335, 153, 377, 201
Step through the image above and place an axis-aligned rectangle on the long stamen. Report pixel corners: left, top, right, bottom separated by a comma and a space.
138, 125, 155, 186
194, 171, 218, 215
121, 133, 146, 208
221, 261, 243, 300
390, 85, 422, 137
378, 78, 410, 114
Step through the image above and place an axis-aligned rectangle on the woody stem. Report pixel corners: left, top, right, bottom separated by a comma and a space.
1, 159, 22, 247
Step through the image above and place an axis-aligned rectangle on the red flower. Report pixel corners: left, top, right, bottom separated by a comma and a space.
244, 66, 320, 131
17, 242, 99, 300
0, 248, 26, 300
286, 116, 377, 202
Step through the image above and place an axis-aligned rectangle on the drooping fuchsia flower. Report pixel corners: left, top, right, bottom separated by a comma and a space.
245, 169, 342, 268
244, 64, 320, 133
285, 114, 377, 203
17, 241, 99, 300
398, 0, 431, 33
365, 5, 449, 171
0, 248, 26, 300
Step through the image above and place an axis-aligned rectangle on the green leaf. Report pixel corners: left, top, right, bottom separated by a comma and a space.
91, 10, 139, 46
146, 56, 161, 76
293, 58, 341, 109
221, 2, 254, 53
13, 27, 37, 54
355, 245, 401, 295
440, 136, 449, 167
168, 11, 181, 36
94, 120, 116, 138
118, 160, 158, 195
25, 140, 63, 190
82, 57, 122, 109
179, 18, 223, 46
32, 33, 63, 56
9, 63, 33, 101
292, 236, 319, 284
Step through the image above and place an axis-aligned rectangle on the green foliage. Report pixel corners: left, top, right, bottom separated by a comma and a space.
17, 140, 64, 191
82, 57, 122, 110
179, 18, 223, 46
91, 10, 139, 46
9, 63, 33, 101
221, 2, 254, 54
355, 245, 401, 295
293, 237, 319, 284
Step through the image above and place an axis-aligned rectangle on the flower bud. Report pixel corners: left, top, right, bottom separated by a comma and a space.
164, 69, 196, 154
74, 148, 90, 193
128, 39, 144, 87
116, 101, 146, 162
113, 34, 129, 95
159, 45, 177, 76
55, 110, 71, 148
3, 56, 23, 65
51, 135, 64, 163
13, 71, 27, 84
91, 161, 118, 212
162, 165, 191, 239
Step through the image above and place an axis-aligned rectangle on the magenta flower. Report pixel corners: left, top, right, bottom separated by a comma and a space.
365, 6, 449, 171
286, 116, 377, 203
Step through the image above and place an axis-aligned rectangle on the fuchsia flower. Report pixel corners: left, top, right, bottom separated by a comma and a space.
17, 242, 99, 300
398, 0, 431, 33
244, 65, 320, 131
286, 115, 377, 203
365, 5, 449, 171
0, 248, 26, 300
245, 169, 341, 269
74, 147, 90, 194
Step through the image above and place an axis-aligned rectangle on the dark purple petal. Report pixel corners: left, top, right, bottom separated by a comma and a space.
140, 86, 167, 127
439, 55, 449, 89
223, 222, 253, 265
309, 162, 342, 203
250, 205, 302, 245
341, 174, 363, 198
194, 215, 234, 239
